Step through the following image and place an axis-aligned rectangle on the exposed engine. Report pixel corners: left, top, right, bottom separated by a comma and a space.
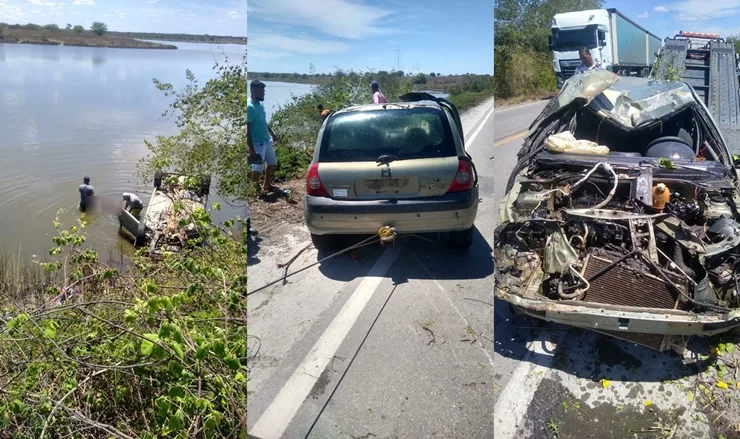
496, 161, 740, 313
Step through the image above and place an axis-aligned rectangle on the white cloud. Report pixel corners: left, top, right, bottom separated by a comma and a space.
655, 0, 740, 20
228, 10, 239, 19
148, 0, 157, 3
638, 12, 649, 18
249, 0, 394, 39
250, 33, 351, 55
73, 0, 94, 5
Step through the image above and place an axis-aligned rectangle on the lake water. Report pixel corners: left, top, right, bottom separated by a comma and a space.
0, 41, 246, 260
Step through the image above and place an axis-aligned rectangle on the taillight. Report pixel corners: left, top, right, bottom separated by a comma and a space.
447, 158, 474, 193
306, 163, 329, 197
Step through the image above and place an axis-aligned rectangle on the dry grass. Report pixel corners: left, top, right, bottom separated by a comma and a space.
249, 179, 306, 231
494, 92, 555, 109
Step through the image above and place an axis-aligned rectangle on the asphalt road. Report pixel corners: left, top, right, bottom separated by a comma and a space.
492, 101, 717, 439
247, 98, 495, 439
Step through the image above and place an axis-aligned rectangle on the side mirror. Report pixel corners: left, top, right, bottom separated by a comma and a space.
599, 40, 606, 48
548, 35, 553, 51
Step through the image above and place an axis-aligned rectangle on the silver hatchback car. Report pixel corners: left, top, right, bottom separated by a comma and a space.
304, 93, 479, 251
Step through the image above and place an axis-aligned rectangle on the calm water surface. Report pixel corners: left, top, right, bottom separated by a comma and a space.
0, 41, 246, 260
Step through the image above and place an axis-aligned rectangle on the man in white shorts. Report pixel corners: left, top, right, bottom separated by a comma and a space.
247, 80, 280, 196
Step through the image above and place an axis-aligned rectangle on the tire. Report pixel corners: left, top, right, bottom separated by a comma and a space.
447, 226, 474, 250
311, 233, 339, 252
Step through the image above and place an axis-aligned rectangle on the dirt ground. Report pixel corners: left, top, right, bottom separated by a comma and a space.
248, 178, 306, 232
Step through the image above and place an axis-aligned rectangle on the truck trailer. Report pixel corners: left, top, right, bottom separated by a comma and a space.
550, 8, 662, 88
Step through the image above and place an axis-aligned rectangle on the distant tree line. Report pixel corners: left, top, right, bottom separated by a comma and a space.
0, 21, 107, 35
108, 31, 246, 44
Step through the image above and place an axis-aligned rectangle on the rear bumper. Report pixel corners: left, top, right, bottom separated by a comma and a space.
305, 187, 479, 235
496, 288, 740, 336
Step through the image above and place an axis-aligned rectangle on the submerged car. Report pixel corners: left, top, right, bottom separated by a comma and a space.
119, 170, 210, 258
304, 92, 479, 251
494, 70, 740, 351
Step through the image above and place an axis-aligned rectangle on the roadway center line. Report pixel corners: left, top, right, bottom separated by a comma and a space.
494, 129, 528, 148
248, 245, 403, 439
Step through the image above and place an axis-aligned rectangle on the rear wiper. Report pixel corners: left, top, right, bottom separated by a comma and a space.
376, 154, 398, 165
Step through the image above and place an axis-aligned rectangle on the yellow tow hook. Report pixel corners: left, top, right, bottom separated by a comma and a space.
378, 226, 397, 246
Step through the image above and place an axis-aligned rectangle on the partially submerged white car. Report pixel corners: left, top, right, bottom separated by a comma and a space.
494, 70, 740, 351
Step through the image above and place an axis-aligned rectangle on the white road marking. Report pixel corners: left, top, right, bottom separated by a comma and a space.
494, 100, 547, 114
248, 245, 403, 439
493, 332, 565, 438
466, 105, 494, 149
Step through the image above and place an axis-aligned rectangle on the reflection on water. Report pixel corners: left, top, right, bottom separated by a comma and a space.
0, 42, 246, 259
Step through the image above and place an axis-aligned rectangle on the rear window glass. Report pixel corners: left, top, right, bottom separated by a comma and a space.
318, 107, 457, 162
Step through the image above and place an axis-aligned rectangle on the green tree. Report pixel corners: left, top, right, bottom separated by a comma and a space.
43, 23, 60, 31
0, 23, 8, 32
73, 25, 84, 33
90, 21, 107, 36
138, 54, 248, 200
430, 72, 436, 77
66, 23, 72, 31
414, 72, 427, 84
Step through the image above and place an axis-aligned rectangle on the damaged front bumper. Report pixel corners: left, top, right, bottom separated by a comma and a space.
497, 288, 740, 336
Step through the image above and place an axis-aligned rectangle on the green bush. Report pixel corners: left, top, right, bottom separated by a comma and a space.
0, 201, 247, 437
494, 46, 556, 99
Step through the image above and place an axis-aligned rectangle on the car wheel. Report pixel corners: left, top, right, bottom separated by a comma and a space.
311, 233, 339, 252
447, 226, 474, 250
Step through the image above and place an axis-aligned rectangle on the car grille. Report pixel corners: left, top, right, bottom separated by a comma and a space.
581, 255, 680, 310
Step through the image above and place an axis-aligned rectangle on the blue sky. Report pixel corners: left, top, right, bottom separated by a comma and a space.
247, 0, 493, 75
604, 0, 740, 39
0, 0, 246, 36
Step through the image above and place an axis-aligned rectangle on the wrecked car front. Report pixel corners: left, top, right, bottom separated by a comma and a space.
494, 71, 740, 349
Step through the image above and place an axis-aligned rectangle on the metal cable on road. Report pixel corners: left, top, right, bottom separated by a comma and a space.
246, 234, 380, 296
303, 282, 400, 439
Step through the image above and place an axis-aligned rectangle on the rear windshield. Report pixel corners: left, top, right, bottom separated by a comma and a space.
318, 107, 457, 162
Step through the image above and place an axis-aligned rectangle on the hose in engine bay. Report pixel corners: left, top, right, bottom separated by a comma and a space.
570, 162, 619, 210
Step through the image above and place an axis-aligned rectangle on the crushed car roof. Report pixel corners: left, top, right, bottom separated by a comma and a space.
558, 70, 699, 129
335, 100, 444, 115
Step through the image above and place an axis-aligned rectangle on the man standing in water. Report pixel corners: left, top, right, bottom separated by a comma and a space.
122, 193, 144, 218
247, 80, 281, 196
79, 176, 94, 212
371, 80, 388, 104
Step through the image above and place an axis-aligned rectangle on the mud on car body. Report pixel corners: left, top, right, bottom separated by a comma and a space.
494, 70, 740, 351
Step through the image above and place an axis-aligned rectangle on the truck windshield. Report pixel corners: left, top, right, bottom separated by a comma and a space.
551, 28, 597, 51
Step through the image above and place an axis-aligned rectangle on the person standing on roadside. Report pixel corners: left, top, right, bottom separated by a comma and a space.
247, 80, 281, 196
371, 80, 388, 104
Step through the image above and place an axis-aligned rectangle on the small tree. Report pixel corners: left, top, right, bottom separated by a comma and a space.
430, 72, 436, 77
73, 25, 84, 33
90, 21, 107, 36
414, 73, 427, 84
44, 24, 60, 31
66, 23, 72, 31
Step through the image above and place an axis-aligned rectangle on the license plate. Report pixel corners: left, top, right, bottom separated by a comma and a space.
364, 178, 410, 191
